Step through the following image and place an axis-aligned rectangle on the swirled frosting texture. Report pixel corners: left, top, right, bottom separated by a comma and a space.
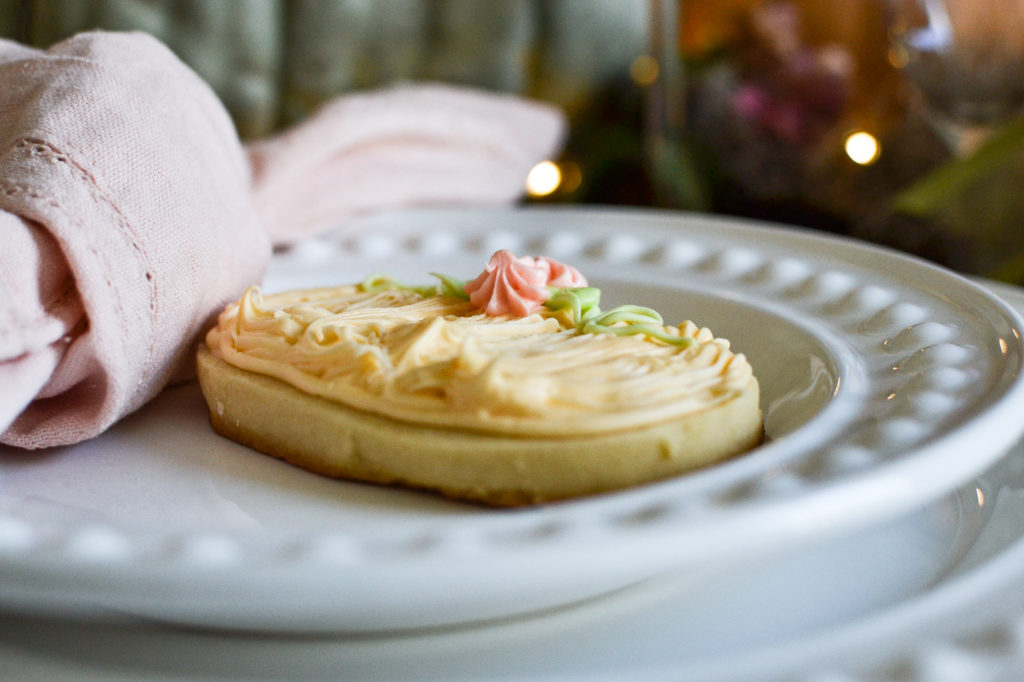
206, 285, 755, 436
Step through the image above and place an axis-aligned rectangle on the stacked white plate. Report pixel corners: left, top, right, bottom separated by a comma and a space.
3, 207, 1024, 680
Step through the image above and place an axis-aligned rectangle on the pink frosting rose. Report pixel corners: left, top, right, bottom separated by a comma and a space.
464, 250, 588, 316
532, 256, 587, 289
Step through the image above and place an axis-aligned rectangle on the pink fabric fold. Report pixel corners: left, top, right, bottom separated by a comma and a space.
0, 32, 270, 448
0, 31, 566, 449
249, 84, 566, 245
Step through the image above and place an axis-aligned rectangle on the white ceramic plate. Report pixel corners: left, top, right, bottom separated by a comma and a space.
0, 454, 990, 681
1, 344, 1023, 681
1, 206, 1023, 632
0, 437, 1018, 681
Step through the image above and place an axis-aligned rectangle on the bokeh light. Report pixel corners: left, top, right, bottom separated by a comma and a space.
526, 161, 563, 197
844, 131, 881, 165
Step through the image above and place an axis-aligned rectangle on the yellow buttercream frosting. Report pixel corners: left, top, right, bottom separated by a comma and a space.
205, 284, 755, 437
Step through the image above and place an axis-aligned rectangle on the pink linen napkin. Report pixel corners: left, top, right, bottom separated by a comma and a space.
0, 31, 566, 449
249, 84, 567, 245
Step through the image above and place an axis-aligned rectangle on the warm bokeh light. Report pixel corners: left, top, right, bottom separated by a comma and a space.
887, 45, 909, 69
630, 54, 659, 86
844, 130, 881, 165
526, 160, 563, 197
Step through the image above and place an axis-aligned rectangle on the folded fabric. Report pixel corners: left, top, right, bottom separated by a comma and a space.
249, 84, 567, 245
0, 31, 566, 449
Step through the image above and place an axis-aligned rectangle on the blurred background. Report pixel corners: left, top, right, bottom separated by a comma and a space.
2, 0, 1023, 283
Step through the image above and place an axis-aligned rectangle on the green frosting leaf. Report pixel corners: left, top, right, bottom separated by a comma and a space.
360, 273, 464, 299
582, 305, 694, 348
544, 286, 602, 325
359, 273, 400, 293
429, 272, 470, 300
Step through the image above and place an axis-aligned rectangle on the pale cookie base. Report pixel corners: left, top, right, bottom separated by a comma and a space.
196, 346, 764, 506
